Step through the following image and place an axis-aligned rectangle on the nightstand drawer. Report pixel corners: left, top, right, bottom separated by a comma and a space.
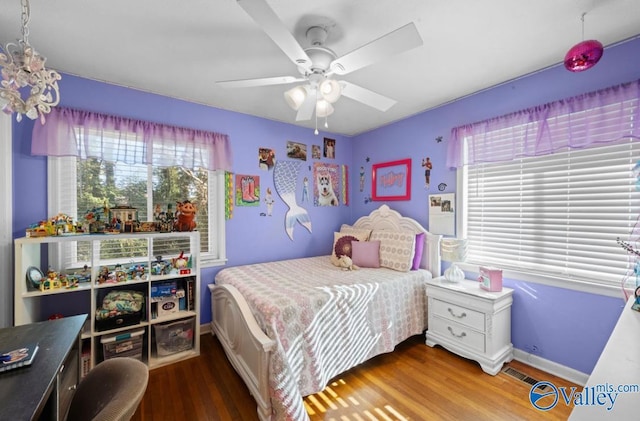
431, 299, 485, 331
430, 317, 485, 353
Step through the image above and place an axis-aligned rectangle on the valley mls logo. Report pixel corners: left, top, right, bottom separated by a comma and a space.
529, 382, 558, 411
529, 381, 640, 412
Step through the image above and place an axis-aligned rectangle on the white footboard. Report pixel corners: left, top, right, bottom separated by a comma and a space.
208, 284, 276, 421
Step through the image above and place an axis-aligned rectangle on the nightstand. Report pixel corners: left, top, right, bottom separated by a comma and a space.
425, 277, 513, 375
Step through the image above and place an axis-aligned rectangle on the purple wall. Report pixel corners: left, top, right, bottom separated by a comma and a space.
349, 36, 640, 374
11, 74, 351, 330
10, 36, 640, 376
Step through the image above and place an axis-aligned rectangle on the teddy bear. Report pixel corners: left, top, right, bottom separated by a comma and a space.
337, 255, 359, 271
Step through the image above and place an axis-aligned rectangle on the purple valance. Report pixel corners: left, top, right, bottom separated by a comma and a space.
31, 107, 233, 171
447, 79, 640, 169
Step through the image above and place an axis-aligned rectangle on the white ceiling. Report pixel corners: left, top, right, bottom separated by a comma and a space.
1, 0, 639, 136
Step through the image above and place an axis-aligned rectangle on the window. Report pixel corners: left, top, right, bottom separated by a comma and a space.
450, 80, 640, 295
48, 142, 226, 270
460, 138, 640, 294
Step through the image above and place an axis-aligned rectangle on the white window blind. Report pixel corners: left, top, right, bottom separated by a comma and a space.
466, 139, 640, 287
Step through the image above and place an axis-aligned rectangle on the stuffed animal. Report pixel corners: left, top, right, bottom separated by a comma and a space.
337, 255, 359, 271
174, 200, 197, 232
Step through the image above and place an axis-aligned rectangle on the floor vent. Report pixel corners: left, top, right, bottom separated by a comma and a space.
502, 367, 546, 389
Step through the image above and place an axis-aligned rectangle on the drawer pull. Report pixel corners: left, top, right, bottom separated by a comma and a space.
68, 384, 77, 392
447, 307, 467, 319
447, 326, 467, 339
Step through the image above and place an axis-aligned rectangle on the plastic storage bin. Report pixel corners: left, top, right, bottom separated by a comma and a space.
154, 318, 194, 356
101, 329, 145, 361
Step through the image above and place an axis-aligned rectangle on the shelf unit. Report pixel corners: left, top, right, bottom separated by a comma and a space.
14, 231, 201, 373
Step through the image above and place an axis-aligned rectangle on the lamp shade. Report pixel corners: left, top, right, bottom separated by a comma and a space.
319, 79, 342, 103
440, 238, 468, 262
315, 99, 334, 118
284, 86, 307, 110
564, 40, 603, 72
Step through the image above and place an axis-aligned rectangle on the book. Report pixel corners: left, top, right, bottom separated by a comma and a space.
185, 278, 195, 311
0, 344, 39, 373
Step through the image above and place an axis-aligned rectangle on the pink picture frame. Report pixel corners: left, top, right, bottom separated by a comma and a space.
371, 158, 412, 201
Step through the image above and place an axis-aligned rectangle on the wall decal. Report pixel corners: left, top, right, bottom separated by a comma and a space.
314, 162, 340, 206
421, 156, 432, 188
235, 174, 260, 207
286, 141, 307, 160
438, 182, 447, 191
274, 160, 311, 240
436, 136, 443, 143
301, 177, 309, 203
264, 187, 275, 216
359, 166, 365, 192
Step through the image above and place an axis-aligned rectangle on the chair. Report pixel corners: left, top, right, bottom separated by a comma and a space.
66, 357, 149, 421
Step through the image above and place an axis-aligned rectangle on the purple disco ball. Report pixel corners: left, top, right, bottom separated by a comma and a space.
564, 40, 604, 72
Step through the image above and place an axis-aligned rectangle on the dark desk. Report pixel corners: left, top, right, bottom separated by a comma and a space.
0, 314, 87, 421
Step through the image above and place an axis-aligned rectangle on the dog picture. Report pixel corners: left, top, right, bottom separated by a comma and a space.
316, 174, 339, 206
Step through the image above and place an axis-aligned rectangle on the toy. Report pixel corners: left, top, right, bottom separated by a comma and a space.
174, 200, 197, 232
337, 255, 359, 271
40, 269, 62, 291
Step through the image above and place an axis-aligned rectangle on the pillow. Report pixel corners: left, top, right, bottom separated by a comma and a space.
412, 232, 426, 270
351, 240, 381, 268
339, 224, 372, 241
331, 231, 370, 265
370, 230, 416, 272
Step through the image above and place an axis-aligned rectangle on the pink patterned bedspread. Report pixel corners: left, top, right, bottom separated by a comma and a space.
215, 255, 431, 421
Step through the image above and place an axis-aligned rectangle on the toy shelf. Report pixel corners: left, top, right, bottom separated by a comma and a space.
14, 231, 201, 375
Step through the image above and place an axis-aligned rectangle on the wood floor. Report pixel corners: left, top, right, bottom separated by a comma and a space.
131, 333, 578, 421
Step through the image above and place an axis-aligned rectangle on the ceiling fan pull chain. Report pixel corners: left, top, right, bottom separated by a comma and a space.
314, 89, 319, 135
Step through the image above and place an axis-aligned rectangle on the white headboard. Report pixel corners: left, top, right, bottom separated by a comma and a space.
352, 204, 441, 277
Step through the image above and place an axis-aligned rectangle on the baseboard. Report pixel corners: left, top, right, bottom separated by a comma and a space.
513, 348, 589, 386
200, 322, 212, 335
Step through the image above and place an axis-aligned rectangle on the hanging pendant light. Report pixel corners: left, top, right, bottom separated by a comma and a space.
564, 12, 603, 72
0, 0, 61, 123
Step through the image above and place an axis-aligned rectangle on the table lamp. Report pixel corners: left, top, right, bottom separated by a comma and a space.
440, 238, 468, 282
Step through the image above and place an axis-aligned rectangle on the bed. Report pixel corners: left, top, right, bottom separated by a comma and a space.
209, 204, 441, 420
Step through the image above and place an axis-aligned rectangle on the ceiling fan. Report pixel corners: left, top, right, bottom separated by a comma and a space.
217, 0, 424, 126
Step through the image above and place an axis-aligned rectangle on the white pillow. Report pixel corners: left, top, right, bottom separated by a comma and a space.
369, 230, 416, 272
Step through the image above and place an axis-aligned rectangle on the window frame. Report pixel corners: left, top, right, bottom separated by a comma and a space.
47, 157, 226, 269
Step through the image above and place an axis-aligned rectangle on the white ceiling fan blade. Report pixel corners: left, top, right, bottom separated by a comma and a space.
340, 81, 397, 112
237, 0, 312, 72
295, 88, 316, 121
217, 76, 305, 88
330, 23, 423, 76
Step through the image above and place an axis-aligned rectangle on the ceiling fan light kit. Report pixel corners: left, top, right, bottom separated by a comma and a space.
220, 0, 423, 133
284, 85, 307, 110
319, 79, 341, 103
564, 12, 604, 72
315, 99, 334, 118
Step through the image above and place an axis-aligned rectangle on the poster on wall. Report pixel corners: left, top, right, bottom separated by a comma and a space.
258, 147, 276, 170
313, 162, 340, 206
371, 159, 411, 201
429, 193, 455, 235
286, 141, 307, 160
235, 174, 260, 207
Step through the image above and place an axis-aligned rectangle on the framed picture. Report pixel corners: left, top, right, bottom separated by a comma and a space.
371, 158, 411, 201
